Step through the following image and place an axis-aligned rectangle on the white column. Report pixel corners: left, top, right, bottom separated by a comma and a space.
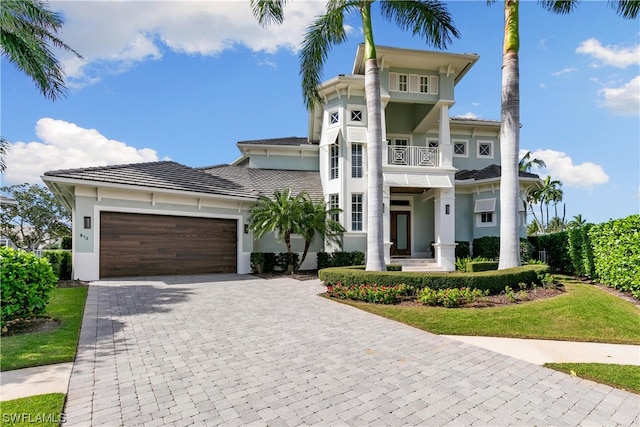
439, 105, 452, 168
434, 186, 456, 271
383, 188, 391, 265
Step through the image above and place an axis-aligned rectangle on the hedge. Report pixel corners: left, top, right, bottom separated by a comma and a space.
589, 215, 640, 297
317, 251, 365, 269
43, 250, 72, 280
318, 264, 549, 295
528, 232, 572, 273
466, 261, 498, 272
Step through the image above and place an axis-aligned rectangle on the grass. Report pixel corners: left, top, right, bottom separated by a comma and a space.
544, 363, 640, 394
0, 393, 65, 426
331, 277, 640, 344
0, 286, 88, 372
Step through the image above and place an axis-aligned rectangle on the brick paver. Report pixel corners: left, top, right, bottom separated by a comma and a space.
65, 275, 640, 426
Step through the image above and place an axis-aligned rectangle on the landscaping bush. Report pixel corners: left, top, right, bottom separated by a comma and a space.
528, 232, 572, 273
43, 250, 72, 280
466, 261, 499, 272
317, 252, 332, 270
1, 247, 57, 327
472, 236, 500, 259
316, 251, 366, 269
455, 256, 488, 271
519, 239, 535, 262
581, 223, 596, 279
455, 241, 470, 259
417, 287, 488, 307
589, 215, 640, 297
319, 264, 549, 295
326, 283, 409, 304
567, 227, 586, 277
250, 252, 277, 273
276, 252, 300, 272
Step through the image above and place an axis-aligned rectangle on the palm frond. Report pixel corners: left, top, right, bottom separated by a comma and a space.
610, 0, 640, 18
538, 0, 579, 15
380, 0, 460, 50
250, 0, 288, 27
300, 0, 355, 110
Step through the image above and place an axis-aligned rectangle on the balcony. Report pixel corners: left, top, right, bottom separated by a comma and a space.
387, 146, 438, 167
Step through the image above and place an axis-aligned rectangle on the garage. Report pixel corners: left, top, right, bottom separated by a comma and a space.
100, 212, 237, 278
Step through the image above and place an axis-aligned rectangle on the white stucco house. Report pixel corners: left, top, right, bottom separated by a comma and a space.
42, 45, 540, 280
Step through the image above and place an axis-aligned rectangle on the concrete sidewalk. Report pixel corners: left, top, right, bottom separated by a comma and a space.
1, 338, 639, 402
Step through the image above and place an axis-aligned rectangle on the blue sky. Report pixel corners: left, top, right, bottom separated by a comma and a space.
1, 0, 638, 224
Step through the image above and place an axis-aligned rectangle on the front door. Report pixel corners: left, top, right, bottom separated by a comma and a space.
391, 211, 411, 256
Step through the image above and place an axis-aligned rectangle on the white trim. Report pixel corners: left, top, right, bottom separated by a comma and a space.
476, 211, 496, 228
320, 127, 341, 147
474, 198, 496, 213
452, 139, 469, 158
327, 108, 341, 127
347, 105, 366, 125
476, 140, 494, 159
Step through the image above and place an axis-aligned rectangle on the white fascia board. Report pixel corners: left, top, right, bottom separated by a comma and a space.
40, 176, 258, 203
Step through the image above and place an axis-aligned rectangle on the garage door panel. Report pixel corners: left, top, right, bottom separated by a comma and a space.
100, 212, 237, 278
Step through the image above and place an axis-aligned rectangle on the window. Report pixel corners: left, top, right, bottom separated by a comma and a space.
351, 193, 363, 231
389, 138, 409, 146
419, 76, 429, 93
427, 139, 439, 148
474, 198, 496, 227
477, 140, 494, 159
398, 74, 408, 92
330, 144, 339, 180
352, 143, 363, 178
329, 111, 339, 125
350, 110, 362, 122
453, 139, 468, 158
329, 194, 340, 223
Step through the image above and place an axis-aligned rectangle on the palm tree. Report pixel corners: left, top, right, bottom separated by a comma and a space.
567, 214, 586, 229
519, 151, 546, 172
547, 216, 565, 233
298, 196, 345, 269
0, 0, 81, 100
0, 137, 8, 172
252, 0, 459, 271
495, 0, 638, 269
535, 175, 562, 231
248, 188, 306, 273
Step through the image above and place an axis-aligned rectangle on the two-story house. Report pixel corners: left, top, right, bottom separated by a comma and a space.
42, 45, 540, 280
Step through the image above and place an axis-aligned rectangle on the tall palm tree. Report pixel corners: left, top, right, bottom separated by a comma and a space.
298, 196, 345, 269
567, 214, 586, 229
519, 151, 546, 172
0, 0, 81, 100
495, 0, 638, 269
252, 0, 459, 271
535, 175, 562, 231
248, 188, 306, 272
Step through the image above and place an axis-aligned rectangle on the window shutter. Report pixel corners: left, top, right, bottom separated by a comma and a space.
409, 74, 419, 93
389, 73, 397, 92
474, 198, 496, 213
430, 76, 439, 95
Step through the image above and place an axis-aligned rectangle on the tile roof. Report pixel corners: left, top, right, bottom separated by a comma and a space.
43, 161, 257, 199
455, 164, 539, 181
236, 137, 310, 146
202, 165, 323, 200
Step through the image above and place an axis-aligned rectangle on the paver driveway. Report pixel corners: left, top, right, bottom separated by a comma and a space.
65, 275, 639, 426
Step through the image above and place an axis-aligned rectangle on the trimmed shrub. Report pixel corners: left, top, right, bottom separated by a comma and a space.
1, 247, 57, 327
417, 287, 488, 307
581, 223, 596, 278
528, 232, 572, 273
326, 283, 409, 304
386, 264, 402, 271
455, 241, 470, 259
589, 215, 640, 297
567, 227, 586, 277
276, 252, 300, 272
316, 251, 367, 269
250, 252, 277, 273
472, 236, 500, 259
519, 239, 535, 262
318, 264, 549, 295
466, 261, 498, 272
317, 252, 332, 270
43, 250, 72, 280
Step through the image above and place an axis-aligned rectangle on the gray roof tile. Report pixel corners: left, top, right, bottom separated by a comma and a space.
237, 137, 309, 146
455, 164, 539, 181
44, 161, 257, 199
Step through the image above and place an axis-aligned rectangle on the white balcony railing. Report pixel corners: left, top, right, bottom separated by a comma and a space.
387, 146, 439, 167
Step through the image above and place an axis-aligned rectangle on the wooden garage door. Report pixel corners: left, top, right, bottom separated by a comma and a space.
100, 212, 237, 278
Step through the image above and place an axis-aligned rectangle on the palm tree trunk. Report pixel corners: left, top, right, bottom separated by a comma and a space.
498, 0, 521, 269
362, 3, 385, 271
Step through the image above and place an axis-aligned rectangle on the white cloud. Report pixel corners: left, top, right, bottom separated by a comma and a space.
456, 112, 478, 120
52, 0, 328, 88
550, 67, 577, 76
2, 118, 165, 185
599, 75, 640, 116
522, 149, 609, 188
576, 38, 640, 68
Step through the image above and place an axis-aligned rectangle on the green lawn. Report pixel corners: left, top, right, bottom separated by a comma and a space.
331, 278, 640, 344
0, 393, 65, 427
0, 286, 88, 372
545, 363, 640, 394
